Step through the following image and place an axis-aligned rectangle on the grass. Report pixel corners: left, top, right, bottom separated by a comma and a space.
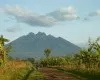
27, 70, 45, 80
0, 60, 45, 80
57, 67, 100, 80
0, 60, 33, 80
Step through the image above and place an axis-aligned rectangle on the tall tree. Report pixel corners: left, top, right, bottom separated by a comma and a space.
44, 48, 51, 58
0, 35, 10, 63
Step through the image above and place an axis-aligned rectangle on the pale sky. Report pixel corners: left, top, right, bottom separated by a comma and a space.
0, 0, 100, 44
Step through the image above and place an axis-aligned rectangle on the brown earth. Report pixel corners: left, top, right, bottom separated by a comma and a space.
40, 68, 80, 80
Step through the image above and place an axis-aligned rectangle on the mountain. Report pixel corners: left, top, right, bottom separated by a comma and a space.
9, 32, 81, 58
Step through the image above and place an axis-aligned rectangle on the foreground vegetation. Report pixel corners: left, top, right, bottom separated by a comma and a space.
0, 60, 31, 80
39, 37, 100, 80
0, 60, 45, 80
0, 35, 45, 80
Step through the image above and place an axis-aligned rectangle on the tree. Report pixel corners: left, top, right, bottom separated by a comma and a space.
74, 37, 100, 69
0, 35, 9, 46
88, 37, 100, 55
44, 48, 51, 58
27, 58, 35, 64
0, 35, 10, 63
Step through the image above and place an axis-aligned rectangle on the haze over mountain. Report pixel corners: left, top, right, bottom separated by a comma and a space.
9, 32, 80, 58
76, 43, 89, 48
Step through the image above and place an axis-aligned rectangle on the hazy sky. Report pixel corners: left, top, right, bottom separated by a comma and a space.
0, 0, 100, 44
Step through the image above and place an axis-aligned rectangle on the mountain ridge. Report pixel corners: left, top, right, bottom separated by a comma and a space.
9, 32, 81, 58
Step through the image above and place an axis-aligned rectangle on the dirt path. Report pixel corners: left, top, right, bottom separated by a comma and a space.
39, 68, 80, 80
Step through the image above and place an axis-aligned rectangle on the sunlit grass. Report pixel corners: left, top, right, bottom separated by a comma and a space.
0, 60, 33, 80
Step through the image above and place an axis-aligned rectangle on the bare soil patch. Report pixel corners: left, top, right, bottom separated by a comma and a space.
40, 68, 80, 80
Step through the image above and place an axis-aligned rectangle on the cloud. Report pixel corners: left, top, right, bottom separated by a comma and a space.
0, 5, 79, 27
47, 6, 79, 21
6, 26, 21, 33
89, 10, 100, 17
1, 5, 56, 27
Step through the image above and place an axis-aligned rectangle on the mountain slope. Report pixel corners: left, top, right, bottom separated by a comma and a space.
9, 32, 80, 58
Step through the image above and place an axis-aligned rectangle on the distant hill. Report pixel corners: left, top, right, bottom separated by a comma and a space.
9, 32, 80, 58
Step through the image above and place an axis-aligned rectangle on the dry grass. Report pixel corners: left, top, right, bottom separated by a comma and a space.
0, 60, 33, 80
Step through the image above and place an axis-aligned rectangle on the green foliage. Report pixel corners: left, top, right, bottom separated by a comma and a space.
74, 37, 100, 69
0, 35, 9, 46
0, 35, 8, 63
40, 56, 68, 67
44, 48, 51, 58
40, 37, 100, 69
39, 37, 100, 79
8, 56, 14, 60
0, 35, 12, 64
27, 58, 35, 64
